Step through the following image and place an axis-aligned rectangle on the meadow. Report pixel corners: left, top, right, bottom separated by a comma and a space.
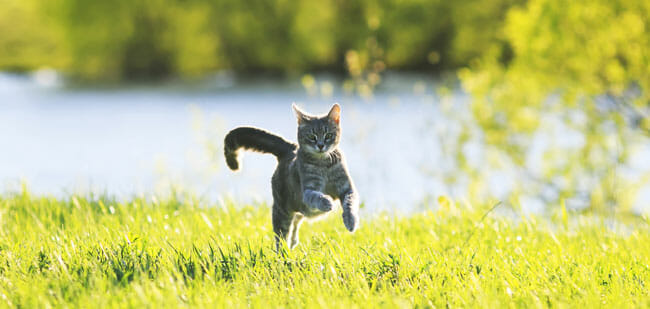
0, 190, 648, 308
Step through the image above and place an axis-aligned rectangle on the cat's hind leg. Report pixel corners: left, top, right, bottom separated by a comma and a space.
272, 205, 292, 252
289, 213, 304, 249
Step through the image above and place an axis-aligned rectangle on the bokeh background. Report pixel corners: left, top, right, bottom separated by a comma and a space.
1, 0, 649, 214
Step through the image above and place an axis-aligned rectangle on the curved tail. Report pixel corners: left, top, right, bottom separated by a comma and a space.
224, 127, 297, 171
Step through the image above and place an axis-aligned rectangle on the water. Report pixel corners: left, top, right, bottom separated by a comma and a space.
0, 73, 458, 212
2, 72, 648, 213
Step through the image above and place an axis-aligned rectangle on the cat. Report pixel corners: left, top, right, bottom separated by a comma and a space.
224, 103, 359, 250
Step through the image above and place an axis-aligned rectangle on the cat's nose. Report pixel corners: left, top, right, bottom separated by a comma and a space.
317, 144, 324, 150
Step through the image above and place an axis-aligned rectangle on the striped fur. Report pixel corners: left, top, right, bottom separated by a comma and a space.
224, 104, 359, 251
224, 127, 297, 171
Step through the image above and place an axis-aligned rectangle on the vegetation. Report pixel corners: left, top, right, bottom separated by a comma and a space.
0, 0, 522, 80
0, 190, 649, 307
459, 0, 650, 213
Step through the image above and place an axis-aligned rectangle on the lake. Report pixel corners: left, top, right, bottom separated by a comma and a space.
1, 72, 648, 213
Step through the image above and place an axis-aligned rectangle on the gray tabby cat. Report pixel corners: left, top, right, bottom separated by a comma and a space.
224, 103, 359, 249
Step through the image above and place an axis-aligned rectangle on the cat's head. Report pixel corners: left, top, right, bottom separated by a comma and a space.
292, 103, 341, 155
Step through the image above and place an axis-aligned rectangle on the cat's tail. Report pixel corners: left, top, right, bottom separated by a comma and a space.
224, 127, 297, 171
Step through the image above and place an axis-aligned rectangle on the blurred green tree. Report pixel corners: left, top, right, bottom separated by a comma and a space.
0, 0, 518, 81
0, 0, 66, 71
460, 0, 650, 212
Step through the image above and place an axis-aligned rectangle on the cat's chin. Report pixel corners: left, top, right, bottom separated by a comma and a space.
309, 149, 332, 158
302, 146, 331, 157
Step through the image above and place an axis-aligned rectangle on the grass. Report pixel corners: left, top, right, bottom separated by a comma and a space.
0, 190, 649, 308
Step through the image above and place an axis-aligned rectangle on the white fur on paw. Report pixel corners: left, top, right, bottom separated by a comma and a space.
318, 195, 335, 212
342, 211, 359, 232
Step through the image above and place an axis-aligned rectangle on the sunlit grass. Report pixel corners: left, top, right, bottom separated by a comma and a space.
0, 190, 648, 308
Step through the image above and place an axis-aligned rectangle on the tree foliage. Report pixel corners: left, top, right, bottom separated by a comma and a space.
460, 0, 650, 212
0, 0, 519, 80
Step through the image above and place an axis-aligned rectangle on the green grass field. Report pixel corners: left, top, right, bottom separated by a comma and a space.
0, 190, 648, 308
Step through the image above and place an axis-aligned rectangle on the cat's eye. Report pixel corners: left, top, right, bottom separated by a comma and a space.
308, 135, 317, 141
325, 133, 333, 140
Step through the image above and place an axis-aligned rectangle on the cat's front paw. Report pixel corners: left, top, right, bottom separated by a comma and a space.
317, 195, 335, 212
342, 211, 359, 232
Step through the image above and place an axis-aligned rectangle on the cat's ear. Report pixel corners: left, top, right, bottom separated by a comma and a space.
328, 103, 341, 124
292, 103, 309, 124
